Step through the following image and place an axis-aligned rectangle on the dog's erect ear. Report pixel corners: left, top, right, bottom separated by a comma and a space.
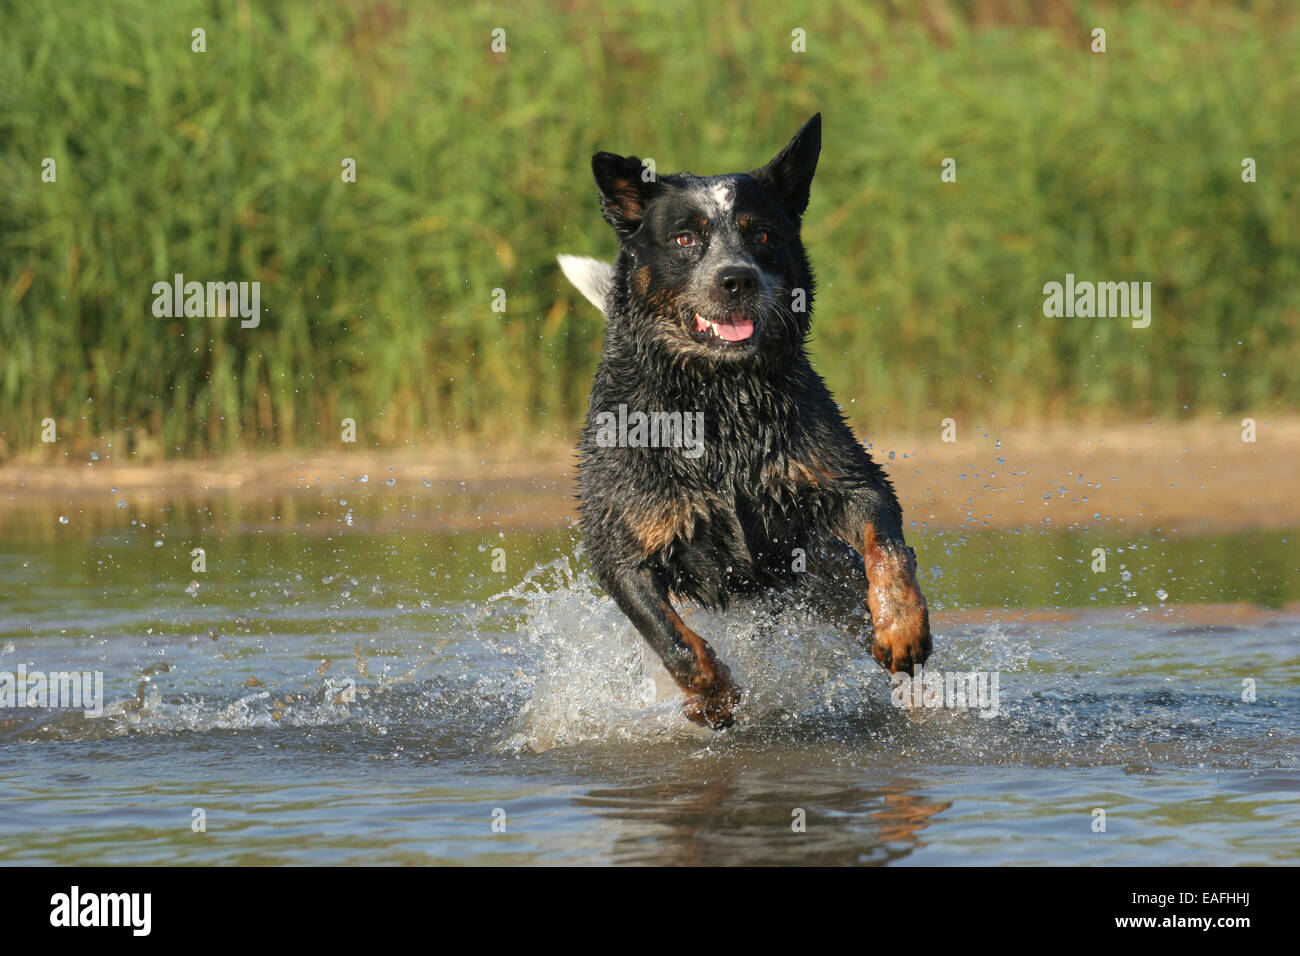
752, 113, 821, 219
592, 152, 659, 239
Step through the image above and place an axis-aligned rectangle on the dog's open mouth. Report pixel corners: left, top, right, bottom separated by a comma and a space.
692, 311, 755, 345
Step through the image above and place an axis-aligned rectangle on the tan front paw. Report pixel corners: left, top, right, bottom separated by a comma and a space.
871, 606, 932, 675
863, 534, 933, 676
683, 678, 741, 729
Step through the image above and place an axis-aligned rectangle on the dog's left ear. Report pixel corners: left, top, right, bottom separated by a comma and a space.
752, 113, 821, 219
592, 152, 661, 240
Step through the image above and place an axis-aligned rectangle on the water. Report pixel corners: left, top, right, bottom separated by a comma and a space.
1, 489, 1297, 865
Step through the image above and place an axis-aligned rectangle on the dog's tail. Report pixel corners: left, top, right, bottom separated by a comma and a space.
557, 254, 615, 315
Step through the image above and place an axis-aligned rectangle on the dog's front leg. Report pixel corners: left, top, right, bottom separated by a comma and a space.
603, 566, 741, 728
843, 514, 932, 675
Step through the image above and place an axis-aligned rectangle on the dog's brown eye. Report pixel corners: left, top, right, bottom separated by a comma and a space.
675, 234, 695, 247
755, 230, 769, 244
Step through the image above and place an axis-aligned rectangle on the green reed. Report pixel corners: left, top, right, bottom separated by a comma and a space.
1, 0, 1296, 458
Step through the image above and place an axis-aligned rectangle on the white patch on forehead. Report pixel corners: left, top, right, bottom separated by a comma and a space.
706, 181, 734, 215
690, 180, 735, 221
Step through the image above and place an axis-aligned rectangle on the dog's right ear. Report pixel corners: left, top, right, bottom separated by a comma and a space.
752, 113, 822, 220
592, 152, 659, 240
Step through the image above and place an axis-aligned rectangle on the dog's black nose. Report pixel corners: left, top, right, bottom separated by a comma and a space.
717, 267, 758, 296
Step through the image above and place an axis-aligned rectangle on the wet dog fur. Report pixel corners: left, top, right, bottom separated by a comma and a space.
559, 115, 931, 728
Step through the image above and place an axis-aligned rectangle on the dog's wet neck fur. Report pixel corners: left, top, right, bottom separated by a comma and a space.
587, 299, 824, 491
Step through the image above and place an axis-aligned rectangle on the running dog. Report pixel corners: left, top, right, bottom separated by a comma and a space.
558, 114, 931, 729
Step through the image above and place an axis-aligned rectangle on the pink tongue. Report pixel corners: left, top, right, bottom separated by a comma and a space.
713, 315, 754, 342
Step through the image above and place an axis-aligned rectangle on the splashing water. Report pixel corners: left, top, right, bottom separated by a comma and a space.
3, 501, 1296, 865
479, 555, 1036, 753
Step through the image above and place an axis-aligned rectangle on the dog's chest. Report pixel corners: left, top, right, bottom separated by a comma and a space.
659, 441, 836, 593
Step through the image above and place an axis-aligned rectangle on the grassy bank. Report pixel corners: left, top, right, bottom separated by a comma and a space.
2, 0, 1297, 459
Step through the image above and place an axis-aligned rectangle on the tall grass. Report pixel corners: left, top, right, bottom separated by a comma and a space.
1, 0, 1297, 459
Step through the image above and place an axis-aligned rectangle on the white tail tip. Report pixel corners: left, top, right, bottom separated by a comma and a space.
557, 254, 615, 315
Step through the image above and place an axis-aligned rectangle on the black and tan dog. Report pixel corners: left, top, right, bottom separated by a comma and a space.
558, 114, 930, 729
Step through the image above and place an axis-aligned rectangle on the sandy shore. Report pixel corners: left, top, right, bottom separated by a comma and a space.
1, 416, 1296, 532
